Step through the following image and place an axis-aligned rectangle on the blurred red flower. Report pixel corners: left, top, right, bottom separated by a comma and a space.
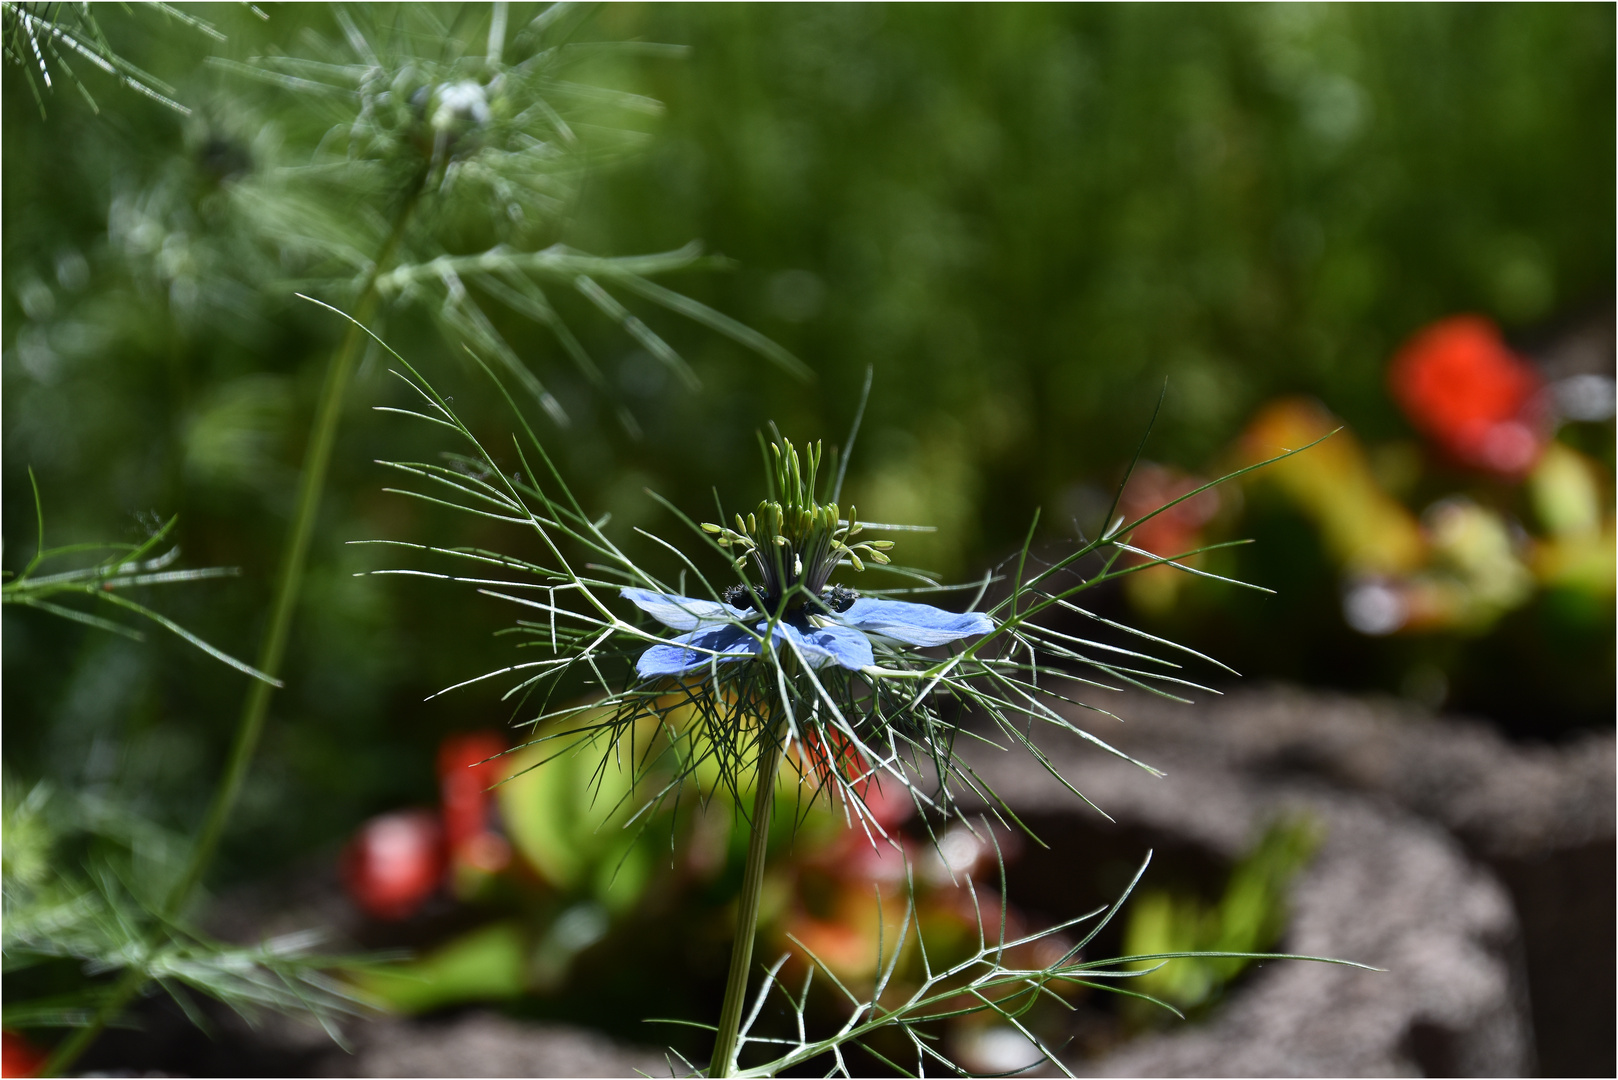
340, 809, 445, 920
1388, 315, 1547, 478
2, 1031, 46, 1078
340, 732, 515, 919
436, 731, 510, 871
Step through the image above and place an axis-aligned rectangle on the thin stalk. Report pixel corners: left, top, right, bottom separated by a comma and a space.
709, 718, 785, 1078
39, 170, 427, 1080
163, 176, 423, 912
37, 967, 146, 1077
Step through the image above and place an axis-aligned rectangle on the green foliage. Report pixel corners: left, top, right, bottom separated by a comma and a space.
594, 3, 1613, 478
1, 1, 218, 116
204, 4, 804, 426
1122, 816, 1323, 1013
0, 484, 363, 1062
496, 726, 658, 907
349, 920, 529, 1014
1, 779, 362, 1038
2, 473, 275, 684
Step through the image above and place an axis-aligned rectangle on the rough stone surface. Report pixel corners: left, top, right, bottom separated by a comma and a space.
76, 999, 674, 1078
1054, 687, 1615, 1078
957, 688, 1568, 1077
316, 1012, 669, 1078
1088, 795, 1525, 1077
1082, 686, 1614, 860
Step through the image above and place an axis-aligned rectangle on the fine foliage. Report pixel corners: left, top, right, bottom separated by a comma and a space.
2, 780, 363, 1042
1, 482, 359, 1063
206, 2, 806, 429
1, 0, 218, 116
2, 472, 275, 686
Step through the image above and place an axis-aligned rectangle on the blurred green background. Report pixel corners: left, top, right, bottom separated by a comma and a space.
4, 2, 1613, 891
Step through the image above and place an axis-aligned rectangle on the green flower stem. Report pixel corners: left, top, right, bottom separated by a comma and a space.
38, 967, 146, 1077
39, 172, 427, 1080
166, 166, 427, 913
162, 177, 423, 914
709, 717, 785, 1078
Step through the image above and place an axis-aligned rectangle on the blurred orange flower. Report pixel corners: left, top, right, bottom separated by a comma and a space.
1117, 463, 1221, 612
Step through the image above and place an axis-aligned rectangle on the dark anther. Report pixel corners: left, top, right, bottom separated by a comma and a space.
723, 583, 757, 612
822, 584, 859, 613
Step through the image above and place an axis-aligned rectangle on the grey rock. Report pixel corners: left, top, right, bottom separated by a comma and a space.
317, 1012, 671, 1078
956, 687, 1571, 1077
1080, 686, 1614, 860
1056, 687, 1615, 1077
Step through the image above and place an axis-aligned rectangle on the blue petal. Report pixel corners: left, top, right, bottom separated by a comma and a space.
840, 598, 994, 648
774, 620, 875, 671
635, 624, 759, 678
621, 587, 741, 631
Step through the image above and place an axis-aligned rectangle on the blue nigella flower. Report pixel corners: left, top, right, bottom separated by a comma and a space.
622, 439, 992, 679
622, 587, 993, 678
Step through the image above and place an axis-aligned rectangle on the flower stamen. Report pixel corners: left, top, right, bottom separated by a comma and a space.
701, 437, 895, 616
